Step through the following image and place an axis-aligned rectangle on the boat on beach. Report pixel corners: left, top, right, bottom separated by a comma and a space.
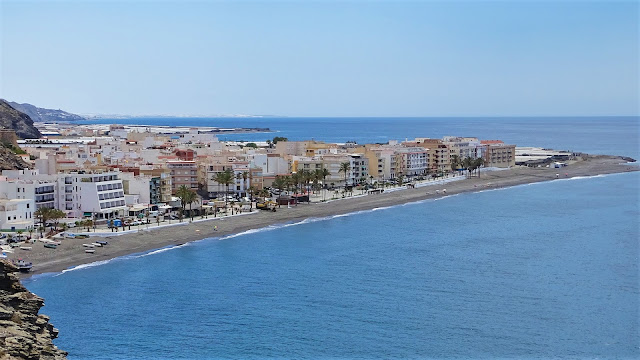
14, 259, 33, 272
85, 249, 95, 254
92, 242, 103, 247
96, 241, 108, 246
82, 243, 94, 248
43, 243, 57, 249
19, 246, 32, 251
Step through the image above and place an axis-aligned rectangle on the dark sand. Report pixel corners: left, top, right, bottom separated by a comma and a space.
12, 155, 637, 278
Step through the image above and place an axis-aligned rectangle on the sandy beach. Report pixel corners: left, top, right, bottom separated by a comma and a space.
10, 154, 637, 278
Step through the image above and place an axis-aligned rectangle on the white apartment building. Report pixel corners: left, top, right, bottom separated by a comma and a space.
0, 171, 57, 210
64, 171, 127, 219
202, 162, 252, 198
2, 169, 126, 220
0, 199, 34, 231
247, 153, 289, 177
396, 147, 430, 177
443, 136, 485, 161
296, 154, 369, 186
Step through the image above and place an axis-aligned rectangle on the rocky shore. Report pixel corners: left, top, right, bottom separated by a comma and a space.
11, 154, 638, 279
0, 260, 66, 360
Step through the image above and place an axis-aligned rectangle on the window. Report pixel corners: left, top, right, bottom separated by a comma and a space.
26, 203, 29, 208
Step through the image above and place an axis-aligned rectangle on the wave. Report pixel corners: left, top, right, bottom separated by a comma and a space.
60, 258, 120, 275
138, 243, 191, 257
43, 171, 636, 276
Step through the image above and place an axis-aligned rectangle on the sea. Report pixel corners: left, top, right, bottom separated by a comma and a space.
25, 117, 639, 359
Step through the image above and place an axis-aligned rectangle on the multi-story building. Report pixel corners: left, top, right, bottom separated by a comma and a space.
296, 153, 368, 186
395, 147, 429, 177
0, 198, 34, 231
139, 166, 172, 203
201, 162, 253, 198
69, 171, 127, 220
443, 136, 484, 161
2, 169, 126, 219
167, 160, 198, 194
481, 141, 516, 168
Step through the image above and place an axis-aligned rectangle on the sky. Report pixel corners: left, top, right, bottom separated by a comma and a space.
1, 0, 638, 117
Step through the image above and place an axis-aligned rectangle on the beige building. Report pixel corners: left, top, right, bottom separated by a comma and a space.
481, 141, 516, 168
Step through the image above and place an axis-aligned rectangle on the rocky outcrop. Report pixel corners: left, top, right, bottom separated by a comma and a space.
6, 101, 84, 123
0, 260, 67, 360
0, 143, 31, 171
0, 100, 41, 139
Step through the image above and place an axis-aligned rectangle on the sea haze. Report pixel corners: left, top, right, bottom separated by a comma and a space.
26, 172, 639, 359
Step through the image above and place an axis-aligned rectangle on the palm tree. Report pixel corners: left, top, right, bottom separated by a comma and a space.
258, 188, 270, 198
397, 175, 405, 187
248, 185, 258, 210
313, 169, 323, 195
450, 155, 460, 172
214, 169, 235, 209
83, 219, 94, 232
34, 207, 52, 237
241, 171, 249, 196
273, 175, 286, 196
474, 157, 485, 178
463, 157, 474, 178
176, 185, 196, 222
214, 172, 226, 200
321, 168, 330, 188
339, 162, 351, 190
49, 209, 65, 230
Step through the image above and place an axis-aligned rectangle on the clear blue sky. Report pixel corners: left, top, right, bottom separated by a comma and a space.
1, 0, 638, 117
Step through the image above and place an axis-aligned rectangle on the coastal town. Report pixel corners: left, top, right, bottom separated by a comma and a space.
1, 124, 521, 226
0, 120, 604, 273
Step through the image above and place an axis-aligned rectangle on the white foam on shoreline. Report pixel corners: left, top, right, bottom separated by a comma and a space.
60, 259, 118, 275
39, 171, 637, 277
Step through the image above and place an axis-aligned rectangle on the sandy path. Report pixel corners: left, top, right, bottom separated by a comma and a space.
12, 155, 637, 278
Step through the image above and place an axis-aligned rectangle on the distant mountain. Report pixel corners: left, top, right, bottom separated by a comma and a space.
5, 100, 85, 122
0, 100, 41, 139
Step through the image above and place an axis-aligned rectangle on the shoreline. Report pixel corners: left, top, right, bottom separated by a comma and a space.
14, 155, 638, 280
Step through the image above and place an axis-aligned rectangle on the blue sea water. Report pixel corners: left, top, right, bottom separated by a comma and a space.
26, 117, 640, 359
79, 116, 640, 159
25, 173, 640, 359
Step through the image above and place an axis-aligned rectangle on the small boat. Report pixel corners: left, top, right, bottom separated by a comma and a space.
82, 243, 95, 248
92, 242, 103, 247
14, 259, 33, 273
19, 246, 32, 251
85, 249, 95, 254
44, 243, 57, 249
96, 241, 108, 246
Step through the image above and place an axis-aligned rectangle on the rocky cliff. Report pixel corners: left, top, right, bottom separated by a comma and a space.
6, 101, 85, 123
0, 144, 31, 171
0, 100, 41, 139
0, 260, 67, 360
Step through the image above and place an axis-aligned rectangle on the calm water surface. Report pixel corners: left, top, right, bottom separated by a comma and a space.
80, 116, 640, 158
26, 172, 639, 359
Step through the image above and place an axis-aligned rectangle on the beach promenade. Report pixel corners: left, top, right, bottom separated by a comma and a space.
13, 155, 637, 278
